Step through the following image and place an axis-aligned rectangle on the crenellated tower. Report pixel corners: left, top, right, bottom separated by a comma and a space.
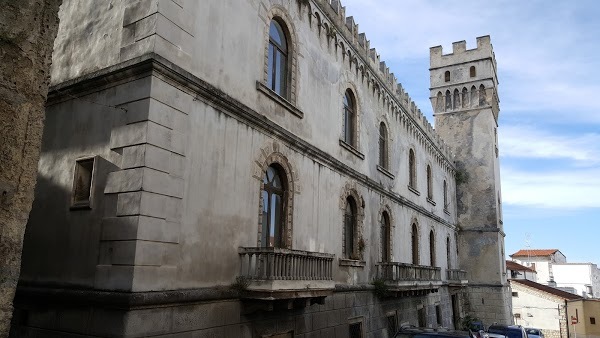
430, 36, 511, 325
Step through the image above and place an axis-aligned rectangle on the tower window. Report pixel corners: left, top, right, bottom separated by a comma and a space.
444, 71, 450, 82
470, 66, 476, 77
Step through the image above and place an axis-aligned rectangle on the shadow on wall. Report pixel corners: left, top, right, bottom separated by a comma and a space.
19, 156, 118, 289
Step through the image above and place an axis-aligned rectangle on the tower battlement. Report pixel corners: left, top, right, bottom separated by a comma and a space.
430, 35, 496, 69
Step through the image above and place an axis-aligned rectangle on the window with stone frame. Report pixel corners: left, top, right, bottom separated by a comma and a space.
267, 19, 289, 98
349, 318, 364, 338
429, 230, 436, 267
379, 122, 389, 169
446, 236, 451, 268
261, 164, 287, 248
426, 165, 433, 200
344, 196, 358, 259
411, 222, 419, 265
386, 313, 397, 336
71, 157, 95, 208
343, 89, 357, 147
470, 66, 476, 77
409, 149, 417, 190
443, 180, 448, 211
381, 211, 391, 262
444, 70, 450, 82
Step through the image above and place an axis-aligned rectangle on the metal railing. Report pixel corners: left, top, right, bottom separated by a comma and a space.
239, 247, 334, 281
375, 262, 441, 282
447, 269, 467, 281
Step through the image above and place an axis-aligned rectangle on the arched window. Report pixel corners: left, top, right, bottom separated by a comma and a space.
444, 71, 450, 82
470, 85, 477, 108
445, 90, 452, 111
268, 20, 288, 98
379, 122, 388, 169
411, 223, 419, 265
479, 84, 486, 106
261, 164, 286, 248
462, 87, 468, 108
426, 165, 433, 199
470, 66, 476, 77
343, 89, 356, 146
429, 230, 436, 267
436, 92, 443, 111
344, 196, 357, 259
381, 211, 391, 262
446, 236, 451, 268
453, 89, 460, 110
409, 149, 416, 189
443, 180, 448, 211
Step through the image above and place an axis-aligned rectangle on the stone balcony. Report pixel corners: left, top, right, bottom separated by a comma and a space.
238, 247, 335, 303
446, 268, 468, 286
375, 262, 442, 296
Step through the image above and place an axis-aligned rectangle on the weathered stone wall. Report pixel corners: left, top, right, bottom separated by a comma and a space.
0, 0, 62, 336
510, 281, 565, 332
11, 288, 457, 337
431, 38, 510, 324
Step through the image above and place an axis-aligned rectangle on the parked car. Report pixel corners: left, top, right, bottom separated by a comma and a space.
525, 328, 544, 338
394, 326, 480, 338
487, 324, 528, 338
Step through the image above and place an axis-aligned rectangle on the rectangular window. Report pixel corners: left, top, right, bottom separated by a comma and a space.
349, 319, 363, 338
387, 313, 397, 336
512, 292, 519, 297
71, 157, 95, 208
515, 313, 521, 319
436, 305, 442, 326
591, 317, 596, 325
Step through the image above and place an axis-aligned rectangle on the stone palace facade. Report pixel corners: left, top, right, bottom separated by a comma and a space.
11, 0, 511, 337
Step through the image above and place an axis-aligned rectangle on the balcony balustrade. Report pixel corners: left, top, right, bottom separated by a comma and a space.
238, 247, 335, 300
375, 262, 443, 294
446, 268, 468, 285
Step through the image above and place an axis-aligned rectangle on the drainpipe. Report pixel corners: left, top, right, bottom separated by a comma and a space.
565, 300, 570, 338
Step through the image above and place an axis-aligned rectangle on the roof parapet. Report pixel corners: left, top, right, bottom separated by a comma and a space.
430, 35, 495, 68
311, 0, 455, 164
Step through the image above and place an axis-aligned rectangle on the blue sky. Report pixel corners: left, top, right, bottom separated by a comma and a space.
342, 0, 600, 264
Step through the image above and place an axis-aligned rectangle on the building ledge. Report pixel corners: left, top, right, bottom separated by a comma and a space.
339, 140, 365, 160
256, 81, 304, 118
377, 165, 395, 179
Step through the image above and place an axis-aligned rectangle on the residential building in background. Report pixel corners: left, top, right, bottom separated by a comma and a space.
553, 263, 600, 299
510, 249, 600, 299
567, 299, 600, 338
510, 279, 582, 338
510, 249, 567, 285
507, 261, 537, 281
10, 0, 510, 336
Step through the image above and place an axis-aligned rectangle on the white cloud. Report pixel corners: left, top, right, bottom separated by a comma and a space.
500, 125, 600, 165
501, 166, 600, 209
341, 0, 600, 124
